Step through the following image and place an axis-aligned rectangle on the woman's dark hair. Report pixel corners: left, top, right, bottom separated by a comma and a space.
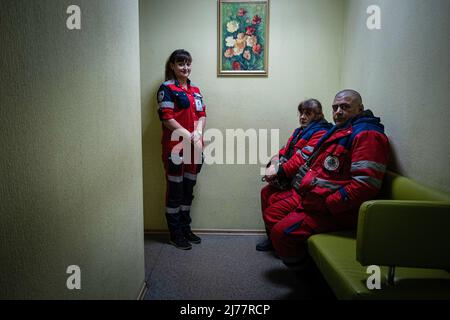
165, 49, 192, 81
298, 99, 324, 120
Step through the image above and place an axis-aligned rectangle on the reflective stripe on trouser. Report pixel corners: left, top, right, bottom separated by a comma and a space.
165, 173, 198, 233
164, 152, 202, 234
179, 173, 197, 232
165, 173, 183, 234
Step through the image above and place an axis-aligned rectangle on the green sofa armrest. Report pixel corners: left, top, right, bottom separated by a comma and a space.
356, 200, 450, 270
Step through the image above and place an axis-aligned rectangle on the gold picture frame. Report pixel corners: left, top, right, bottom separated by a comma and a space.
218, 0, 269, 76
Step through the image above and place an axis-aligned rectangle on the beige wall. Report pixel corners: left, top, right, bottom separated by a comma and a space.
0, 0, 144, 299
341, 0, 450, 193
140, 0, 345, 230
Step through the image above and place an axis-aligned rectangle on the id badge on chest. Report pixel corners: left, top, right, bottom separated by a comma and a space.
194, 98, 203, 111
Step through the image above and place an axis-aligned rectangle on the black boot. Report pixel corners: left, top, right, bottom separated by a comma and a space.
180, 208, 201, 244
256, 227, 274, 251
256, 237, 274, 251
183, 228, 201, 244
169, 232, 192, 250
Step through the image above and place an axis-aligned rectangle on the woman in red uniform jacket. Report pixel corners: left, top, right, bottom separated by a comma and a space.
157, 49, 206, 250
258, 99, 332, 251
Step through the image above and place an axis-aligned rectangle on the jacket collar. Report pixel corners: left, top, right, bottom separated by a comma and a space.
322, 109, 383, 144
174, 78, 191, 89
340, 109, 382, 130
296, 119, 332, 137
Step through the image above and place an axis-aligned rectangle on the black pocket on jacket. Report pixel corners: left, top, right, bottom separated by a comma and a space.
173, 91, 190, 109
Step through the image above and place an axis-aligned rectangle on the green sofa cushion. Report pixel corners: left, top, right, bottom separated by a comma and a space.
308, 231, 450, 300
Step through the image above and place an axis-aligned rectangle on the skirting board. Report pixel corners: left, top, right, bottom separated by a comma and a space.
144, 229, 265, 236
137, 281, 148, 300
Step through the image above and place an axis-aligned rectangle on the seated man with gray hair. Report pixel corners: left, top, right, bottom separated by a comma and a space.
264, 89, 390, 268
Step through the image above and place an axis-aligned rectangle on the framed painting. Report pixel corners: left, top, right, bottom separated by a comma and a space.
218, 0, 269, 76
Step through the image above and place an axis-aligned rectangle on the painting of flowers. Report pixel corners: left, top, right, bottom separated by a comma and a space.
218, 0, 269, 76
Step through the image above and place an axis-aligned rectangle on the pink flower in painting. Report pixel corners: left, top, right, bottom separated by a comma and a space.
243, 50, 251, 61
246, 35, 257, 47
246, 26, 256, 35
233, 33, 246, 56
252, 15, 262, 25
224, 48, 234, 58
232, 61, 241, 70
237, 8, 247, 16
253, 44, 262, 55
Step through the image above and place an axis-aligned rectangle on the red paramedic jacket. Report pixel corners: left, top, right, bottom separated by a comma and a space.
296, 110, 390, 231
278, 119, 332, 178
157, 79, 206, 155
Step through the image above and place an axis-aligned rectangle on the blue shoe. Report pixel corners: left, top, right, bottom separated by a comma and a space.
256, 238, 274, 251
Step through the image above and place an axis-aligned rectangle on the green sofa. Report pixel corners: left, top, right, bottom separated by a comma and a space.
307, 171, 450, 299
